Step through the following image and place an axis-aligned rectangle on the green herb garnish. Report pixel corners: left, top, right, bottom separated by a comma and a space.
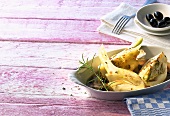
78, 54, 108, 91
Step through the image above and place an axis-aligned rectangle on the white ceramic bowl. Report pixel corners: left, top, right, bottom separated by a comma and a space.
69, 46, 170, 101
136, 3, 170, 32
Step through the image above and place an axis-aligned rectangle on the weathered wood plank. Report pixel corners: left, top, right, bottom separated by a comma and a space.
0, 0, 168, 20
0, 0, 148, 7
0, 18, 130, 44
0, 66, 83, 96
0, 41, 129, 68
0, 93, 130, 116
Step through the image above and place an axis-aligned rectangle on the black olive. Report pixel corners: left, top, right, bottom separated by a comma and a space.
158, 20, 167, 28
150, 18, 158, 27
146, 14, 154, 22
154, 11, 163, 20
163, 17, 170, 24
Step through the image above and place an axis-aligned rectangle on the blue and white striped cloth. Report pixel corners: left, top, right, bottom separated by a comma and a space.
125, 89, 170, 116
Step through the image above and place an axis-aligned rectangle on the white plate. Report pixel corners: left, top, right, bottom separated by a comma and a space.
136, 3, 170, 32
69, 46, 170, 100
134, 17, 170, 36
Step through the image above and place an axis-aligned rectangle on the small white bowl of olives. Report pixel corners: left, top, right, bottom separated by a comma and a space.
136, 3, 170, 32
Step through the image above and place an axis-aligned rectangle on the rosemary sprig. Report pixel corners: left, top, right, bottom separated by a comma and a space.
78, 54, 108, 91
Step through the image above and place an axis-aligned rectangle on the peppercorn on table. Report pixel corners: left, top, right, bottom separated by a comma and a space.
0, 0, 169, 115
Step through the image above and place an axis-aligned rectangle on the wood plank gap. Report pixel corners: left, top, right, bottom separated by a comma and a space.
0, 17, 98, 21
0, 64, 77, 70
0, 39, 130, 45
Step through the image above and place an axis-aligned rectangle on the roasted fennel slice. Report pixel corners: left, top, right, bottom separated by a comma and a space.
110, 37, 143, 71
98, 45, 145, 91
139, 52, 167, 87
108, 80, 145, 92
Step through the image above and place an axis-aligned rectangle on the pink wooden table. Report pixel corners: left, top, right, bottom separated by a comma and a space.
0, 0, 169, 115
